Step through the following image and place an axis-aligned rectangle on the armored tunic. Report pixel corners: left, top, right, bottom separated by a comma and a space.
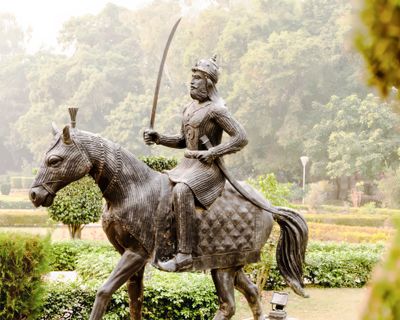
157, 100, 247, 208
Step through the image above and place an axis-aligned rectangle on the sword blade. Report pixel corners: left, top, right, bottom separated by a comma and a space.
150, 17, 182, 129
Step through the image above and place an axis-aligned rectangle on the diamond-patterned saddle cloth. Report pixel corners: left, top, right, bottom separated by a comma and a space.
153, 174, 270, 271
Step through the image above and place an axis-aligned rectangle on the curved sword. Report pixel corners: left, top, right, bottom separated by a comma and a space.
150, 17, 182, 130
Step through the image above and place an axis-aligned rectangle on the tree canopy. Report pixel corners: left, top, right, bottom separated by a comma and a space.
0, 0, 392, 189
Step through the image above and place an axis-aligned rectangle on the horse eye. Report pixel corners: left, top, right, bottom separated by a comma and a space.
47, 156, 62, 167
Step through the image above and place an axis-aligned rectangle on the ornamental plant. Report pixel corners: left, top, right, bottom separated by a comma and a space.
48, 176, 102, 239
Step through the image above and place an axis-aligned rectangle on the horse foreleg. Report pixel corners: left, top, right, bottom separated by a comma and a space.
127, 266, 145, 320
89, 250, 147, 320
211, 268, 236, 320
234, 269, 265, 320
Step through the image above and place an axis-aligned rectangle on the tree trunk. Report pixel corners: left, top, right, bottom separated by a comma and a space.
68, 224, 83, 240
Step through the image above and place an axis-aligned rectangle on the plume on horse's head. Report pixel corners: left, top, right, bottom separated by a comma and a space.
29, 108, 92, 207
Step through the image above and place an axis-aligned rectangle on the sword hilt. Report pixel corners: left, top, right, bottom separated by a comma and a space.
200, 135, 213, 149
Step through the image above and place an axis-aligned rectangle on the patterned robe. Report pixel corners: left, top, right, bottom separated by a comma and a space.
157, 100, 247, 208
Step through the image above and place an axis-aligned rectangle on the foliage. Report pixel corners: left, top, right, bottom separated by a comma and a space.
40, 270, 217, 320
0, 199, 34, 209
262, 241, 384, 290
308, 222, 393, 243
304, 180, 334, 208
0, 183, 11, 195
247, 173, 292, 207
377, 168, 400, 208
139, 155, 178, 172
304, 94, 400, 181
0, 232, 51, 319
0, 209, 49, 226
75, 250, 119, 281
304, 213, 391, 227
361, 218, 400, 320
49, 241, 113, 271
2, 0, 370, 182
355, 0, 400, 99
48, 176, 102, 239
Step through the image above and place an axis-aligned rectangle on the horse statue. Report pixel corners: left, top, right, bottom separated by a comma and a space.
29, 116, 308, 320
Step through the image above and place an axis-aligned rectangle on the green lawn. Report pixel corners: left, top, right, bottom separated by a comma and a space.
234, 288, 367, 320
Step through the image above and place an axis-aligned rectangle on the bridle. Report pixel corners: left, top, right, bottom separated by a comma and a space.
32, 133, 92, 196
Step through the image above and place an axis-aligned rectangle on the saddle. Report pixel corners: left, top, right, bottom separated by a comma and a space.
152, 174, 266, 271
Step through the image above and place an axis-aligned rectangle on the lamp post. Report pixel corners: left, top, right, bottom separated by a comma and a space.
300, 156, 309, 204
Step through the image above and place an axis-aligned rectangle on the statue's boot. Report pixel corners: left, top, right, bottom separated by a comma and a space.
158, 252, 193, 272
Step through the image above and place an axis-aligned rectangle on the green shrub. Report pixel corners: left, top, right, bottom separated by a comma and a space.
0, 210, 50, 226
21, 176, 34, 189
247, 241, 384, 290
0, 232, 51, 319
0, 200, 34, 209
140, 155, 178, 172
11, 176, 22, 189
49, 241, 113, 271
48, 176, 102, 239
0, 183, 11, 195
247, 173, 292, 207
304, 213, 391, 227
305, 181, 334, 209
40, 271, 217, 319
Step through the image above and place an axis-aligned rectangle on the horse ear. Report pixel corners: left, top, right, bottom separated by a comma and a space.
62, 125, 72, 145
51, 122, 60, 136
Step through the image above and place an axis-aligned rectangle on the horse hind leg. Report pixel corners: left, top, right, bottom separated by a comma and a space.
127, 267, 145, 319
234, 268, 265, 320
211, 268, 236, 320
89, 250, 147, 320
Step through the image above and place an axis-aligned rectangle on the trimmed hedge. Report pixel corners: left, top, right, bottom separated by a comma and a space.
0, 209, 50, 227
0, 232, 51, 319
51, 240, 385, 290
265, 241, 384, 290
0, 200, 34, 209
304, 213, 392, 227
40, 270, 217, 319
292, 204, 400, 216
308, 222, 393, 243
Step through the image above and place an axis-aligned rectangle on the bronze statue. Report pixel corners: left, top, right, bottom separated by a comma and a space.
30, 107, 308, 320
29, 20, 308, 320
144, 55, 248, 271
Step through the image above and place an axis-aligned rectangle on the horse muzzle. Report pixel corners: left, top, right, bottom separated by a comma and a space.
29, 185, 55, 207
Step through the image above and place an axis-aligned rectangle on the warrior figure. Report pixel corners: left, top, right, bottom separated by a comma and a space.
144, 56, 248, 271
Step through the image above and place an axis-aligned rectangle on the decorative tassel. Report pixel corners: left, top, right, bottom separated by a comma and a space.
68, 107, 79, 128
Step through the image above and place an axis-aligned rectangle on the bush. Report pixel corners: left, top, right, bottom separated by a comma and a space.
0, 232, 51, 319
304, 213, 391, 227
0, 183, 11, 195
308, 222, 394, 243
261, 241, 384, 290
247, 173, 292, 207
305, 181, 334, 208
11, 176, 22, 189
0, 200, 34, 209
40, 270, 217, 319
140, 155, 178, 172
378, 168, 400, 208
48, 176, 102, 239
49, 241, 113, 271
0, 210, 50, 227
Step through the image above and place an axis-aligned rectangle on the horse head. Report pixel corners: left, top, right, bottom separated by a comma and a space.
29, 123, 92, 207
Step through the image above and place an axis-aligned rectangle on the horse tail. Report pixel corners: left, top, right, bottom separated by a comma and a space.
272, 206, 309, 298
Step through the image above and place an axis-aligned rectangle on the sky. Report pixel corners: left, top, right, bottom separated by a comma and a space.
0, 0, 153, 52
0, 0, 213, 53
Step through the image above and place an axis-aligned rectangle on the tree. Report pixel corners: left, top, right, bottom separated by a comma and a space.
48, 176, 102, 239
304, 94, 400, 198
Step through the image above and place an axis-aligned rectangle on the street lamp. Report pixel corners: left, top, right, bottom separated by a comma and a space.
300, 156, 309, 204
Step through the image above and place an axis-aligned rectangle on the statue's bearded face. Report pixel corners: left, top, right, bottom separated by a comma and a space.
190, 71, 208, 102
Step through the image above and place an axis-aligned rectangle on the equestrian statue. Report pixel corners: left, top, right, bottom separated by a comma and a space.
29, 19, 308, 320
